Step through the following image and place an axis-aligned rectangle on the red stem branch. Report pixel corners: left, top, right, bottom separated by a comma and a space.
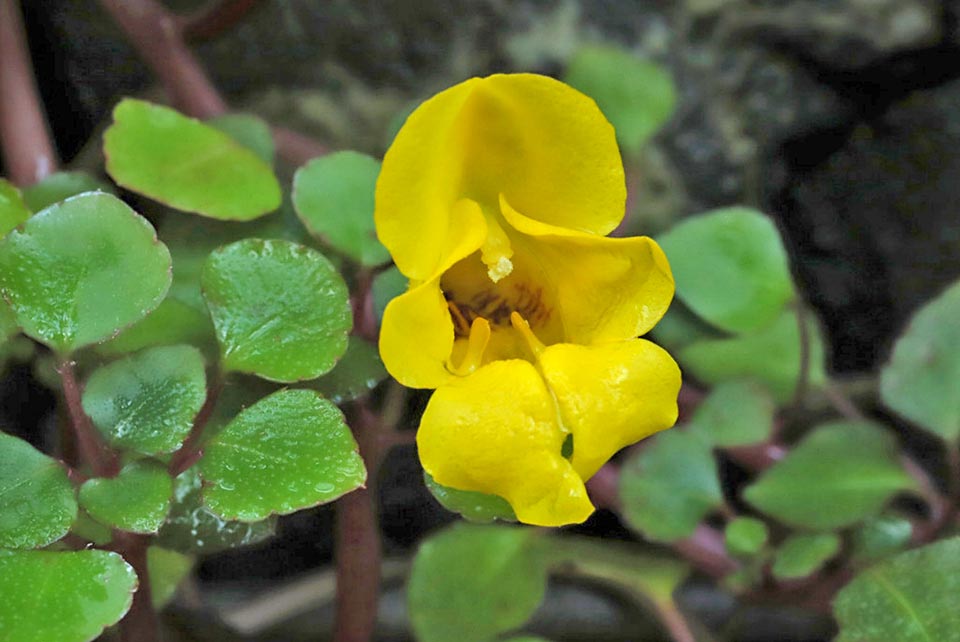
0, 0, 58, 185
168, 379, 223, 476
177, 0, 261, 42
97, 0, 227, 119
57, 360, 119, 478
112, 532, 159, 642
334, 403, 384, 642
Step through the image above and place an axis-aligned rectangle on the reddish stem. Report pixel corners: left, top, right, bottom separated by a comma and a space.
177, 0, 261, 42
725, 442, 787, 472
112, 531, 159, 642
168, 380, 223, 476
672, 524, 739, 579
97, 0, 227, 119
0, 0, 58, 184
334, 403, 384, 642
57, 360, 119, 478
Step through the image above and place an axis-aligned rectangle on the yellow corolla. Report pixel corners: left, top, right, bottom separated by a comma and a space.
375, 73, 681, 526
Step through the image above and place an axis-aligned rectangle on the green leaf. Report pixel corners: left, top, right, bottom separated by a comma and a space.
372, 265, 405, 324
650, 302, 723, 353
148, 547, 193, 610
202, 239, 352, 382
20, 171, 113, 212
835, 537, 960, 642
408, 524, 548, 642
549, 537, 689, 605
94, 298, 215, 358
658, 207, 795, 334
70, 510, 112, 546
0, 192, 172, 354
619, 429, 723, 542
744, 421, 914, 530
724, 517, 769, 557
771, 533, 839, 580
0, 178, 30, 238
0, 299, 18, 345
199, 389, 366, 521
880, 280, 960, 441
156, 468, 276, 554
424, 472, 516, 523
0, 549, 137, 642
104, 99, 281, 220
207, 113, 275, 164
563, 45, 676, 157
308, 337, 387, 404
851, 515, 913, 564
79, 460, 172, 534
293, 151, 390, 266
0, 433, 77, 549
679, 307, 827, 402
82, 345, 207, 455
689, 380, 775, 447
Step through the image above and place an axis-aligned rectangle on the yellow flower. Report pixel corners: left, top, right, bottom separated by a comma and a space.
375, 73, 681, 526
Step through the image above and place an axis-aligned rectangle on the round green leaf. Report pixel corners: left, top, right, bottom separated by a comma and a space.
408, 523, 549, 642
94, 298, 215, 358
744, 421, 914, 530
724, 517, 769, 557
563, 45, 676, 157
851, 515, 913, 564
619, 429, 723, 542
772, 533, 839, 580
308, 337, 388, 404
207, 113, 275, 164
0, 192, 172, 354
202, 239, 352, 382
20, 171, 113, 212
0, 433, 77, 549
156, 468, 276, 554
835, 537, 960, 642
104, 99, 281, 220
292, 151, 389, 266
424, 472, 516, 524
148, 547, 193, 610
880, 279, 960, 441
0, 178, 30, 238
658, 207, 795, 334
79, 460, 173, 534
679, 308, 827, 402
0, 549, 137, 642
82, 345, 207, 455
199, 389, 366, 521
689, 380, 775, 447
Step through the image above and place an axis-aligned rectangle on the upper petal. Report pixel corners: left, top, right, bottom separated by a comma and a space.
539, 339, 681, 480
376, 74, 625, 280
417, 359, 594, 526
501, 196, 675, 343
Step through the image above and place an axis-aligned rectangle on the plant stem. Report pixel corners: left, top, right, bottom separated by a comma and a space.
97, 0, 227, 119
655, 599, 697, 642
168, 378, 223, 476
334, 403, 384, 642
96, 0, 327, 165
0, 0, 58, 185
113, 531, 160, 642
177, 0, 261, 42
57, 360, 119, 478
673, 524, 739, 579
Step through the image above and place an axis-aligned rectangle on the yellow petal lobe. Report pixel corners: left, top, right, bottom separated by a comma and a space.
539, 339, 682, 480
417, 360, 594, 526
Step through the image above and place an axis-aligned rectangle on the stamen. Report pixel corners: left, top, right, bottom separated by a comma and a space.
451, 317, 491, 376
480, 216, 513, 283
447, 300, 471, 336
510, 312, 544, 358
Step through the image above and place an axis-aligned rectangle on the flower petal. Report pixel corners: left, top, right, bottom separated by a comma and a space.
418, 359, 594, 526
376, 74, 624, 280
540, 339, 681, 480
379, 278, 454, 388
501, 196, 674, 343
